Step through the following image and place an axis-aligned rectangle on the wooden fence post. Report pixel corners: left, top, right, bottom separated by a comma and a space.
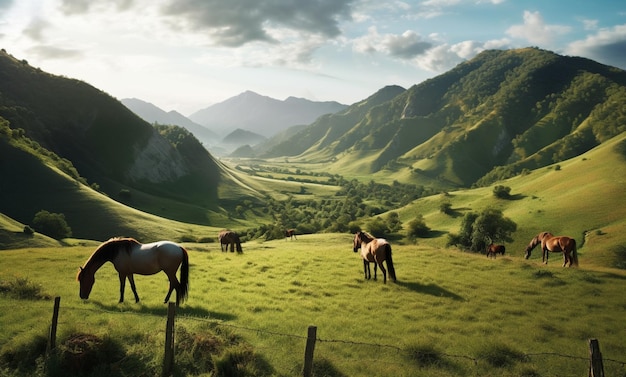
47, 296, 61, 354
302, 325, 317, 377
162, 302, 176, 377
588, 338, 604, 377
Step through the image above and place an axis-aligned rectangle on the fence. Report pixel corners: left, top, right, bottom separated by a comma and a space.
41, 297, 622, 376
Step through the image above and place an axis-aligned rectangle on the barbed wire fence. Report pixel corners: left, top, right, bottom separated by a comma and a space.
13, 297, 626, 376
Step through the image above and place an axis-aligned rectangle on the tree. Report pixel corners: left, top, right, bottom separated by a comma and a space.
447, 208, 516, 252
407, 215, 430, 240
439, 202, 453, 215
386, 211, 403, 233
32, 210, 72, 239
367, 217, 389, 237
492, 185, 511, 199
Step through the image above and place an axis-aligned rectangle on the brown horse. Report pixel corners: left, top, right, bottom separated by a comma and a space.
486, 243, 505, 259
525, 231, 578, 267
285, 229, 297, 240
218, 229, 243, 253
77, 237, 189, 306
353, 231, 396, 283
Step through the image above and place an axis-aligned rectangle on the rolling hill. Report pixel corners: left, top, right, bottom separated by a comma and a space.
263, 48, 626, 189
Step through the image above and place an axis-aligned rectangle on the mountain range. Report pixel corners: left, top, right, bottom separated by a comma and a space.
122, 93, 347, 155
1, 47, 626, 243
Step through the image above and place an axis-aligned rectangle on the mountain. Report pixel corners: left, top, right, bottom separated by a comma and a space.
189, 91, 348, 137
0, 50, 259, 239
265, 48, 626, 188
121, 98, 220, 147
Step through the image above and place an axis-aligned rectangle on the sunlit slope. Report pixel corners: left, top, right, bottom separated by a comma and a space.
396, 132, 626, 268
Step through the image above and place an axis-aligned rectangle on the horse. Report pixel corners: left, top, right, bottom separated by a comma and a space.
352, 231, 396, 283
285, 229, 297, 240
76, 237, 189, 306
218, 229, 242, 253
486, 243, 505, 259
524, 231, 578, 267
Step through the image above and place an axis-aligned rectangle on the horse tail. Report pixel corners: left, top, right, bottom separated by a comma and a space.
385, 244, 397, 282
179, 247, 189, 303
571, 239, 579, 267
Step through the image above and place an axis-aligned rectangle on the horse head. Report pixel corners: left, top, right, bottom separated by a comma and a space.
76, 266, 95, 299
353, 232, 362, 253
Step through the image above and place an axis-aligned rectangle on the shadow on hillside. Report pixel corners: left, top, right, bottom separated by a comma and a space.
508, 193, 527, 200
395, 281, 464, 301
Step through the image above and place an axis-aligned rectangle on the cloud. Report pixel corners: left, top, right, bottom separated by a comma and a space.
23, 18, 51, 42
566, 24, 626, 69
60, 0, 135, 14
353, 27, 432, 58
506, 10, 571, 45
0, 0, 14, 10
27, 45, 84, 60
160, 0, 354, 47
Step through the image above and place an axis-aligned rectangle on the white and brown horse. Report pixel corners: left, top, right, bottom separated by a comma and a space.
353, 231, 396, 283
525, 232, 578, 267
77, 237, 189, 306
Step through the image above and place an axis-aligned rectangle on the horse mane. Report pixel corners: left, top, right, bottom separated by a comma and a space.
86, 237, 139, 266
358, 231, 376, 242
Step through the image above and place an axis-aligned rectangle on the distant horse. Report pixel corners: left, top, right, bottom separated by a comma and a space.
77, 237, 189, 306
525, 231, 578, 267
285, 229, 297, 240
218, 229, 243, 253
352, 231, 396, 283
486, 243, 506, 259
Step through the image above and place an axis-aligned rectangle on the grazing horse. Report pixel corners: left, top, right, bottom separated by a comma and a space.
525, 232, 578, 267
285, 229, 297, 240
352, 231, 396, 283
218, 229, 243, 253
77, 237, 189, 306
486, 243, 506, 259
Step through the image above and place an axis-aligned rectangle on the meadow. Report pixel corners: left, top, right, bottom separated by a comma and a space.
1, 234, 626, 376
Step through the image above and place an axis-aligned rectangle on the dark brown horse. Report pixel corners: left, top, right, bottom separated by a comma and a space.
218, 229, 243, 253
77, 237, 189, 306
284, 229, 297, 240
486, 243, 505, 259
525, 232, 578, 267
353, 231, 396, 283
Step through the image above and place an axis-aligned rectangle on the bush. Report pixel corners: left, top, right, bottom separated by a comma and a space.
492, 185, 511, 199
407, 215, 430, 240
32, 210, 72, 239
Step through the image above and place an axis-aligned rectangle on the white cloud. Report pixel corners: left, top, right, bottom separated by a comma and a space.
582, 19, 598, 31
506, 10, 571, 45
566, 24, 626, 69
353, 27, 432, 58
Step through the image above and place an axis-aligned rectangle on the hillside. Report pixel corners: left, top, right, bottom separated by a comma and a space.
189, 90, 348, 137
263, 48, 626, 189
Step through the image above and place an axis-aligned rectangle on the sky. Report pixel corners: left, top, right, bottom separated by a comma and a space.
1, 0, 625, 116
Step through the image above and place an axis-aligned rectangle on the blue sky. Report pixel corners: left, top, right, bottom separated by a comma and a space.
1, 0, 624, 115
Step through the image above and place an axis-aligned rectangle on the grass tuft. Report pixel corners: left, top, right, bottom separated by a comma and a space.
0, 277, 50, 300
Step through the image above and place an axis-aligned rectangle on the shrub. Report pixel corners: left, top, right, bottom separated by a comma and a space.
492, 185, 511, 199
407, 215, 430, 240
32, 210, 72, 239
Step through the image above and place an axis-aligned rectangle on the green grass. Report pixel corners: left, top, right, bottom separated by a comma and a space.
2, 235, 626, 376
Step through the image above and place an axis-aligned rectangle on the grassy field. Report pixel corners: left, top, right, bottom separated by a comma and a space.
2, 234, 626, 376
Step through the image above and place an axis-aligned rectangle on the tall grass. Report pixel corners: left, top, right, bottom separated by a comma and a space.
1, 235, 626, 376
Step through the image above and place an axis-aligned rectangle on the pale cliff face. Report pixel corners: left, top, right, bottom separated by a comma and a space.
126, 128, 189, 183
